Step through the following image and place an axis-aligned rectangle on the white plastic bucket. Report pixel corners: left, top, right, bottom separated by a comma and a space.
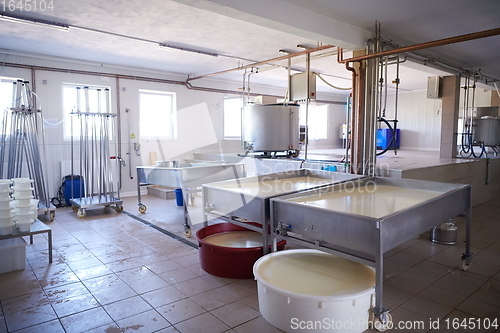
0, 224, 13, 235
16, 222, 32, 232
11, 178, 34, 190
13, 198, 31, 206
0, 191, 11, 200
0, 179, 12, 192
30, 199, 39, 220
0, 207, 13, 218
15, 213, 33, 224
253, 249, 375, 333
15, 206, 33, 215
0, 216, 13, 226
0, 199, 12, 209
12, 191, 33, 200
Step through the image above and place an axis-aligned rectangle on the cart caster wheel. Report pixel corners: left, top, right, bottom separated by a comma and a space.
138, 204, 147, 213
460, 258, 472, 271
115, 204, 124, 213
184, 226, 192, 238
374, 313, 393, 332
49, 211, 55, 221
71, 206, 78, 212
76, 209, 86, 219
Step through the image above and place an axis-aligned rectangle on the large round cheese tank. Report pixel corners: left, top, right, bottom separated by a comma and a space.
242, 103, 300, 156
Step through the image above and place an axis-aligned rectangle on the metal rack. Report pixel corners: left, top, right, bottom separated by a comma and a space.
270, 177, 472, 329
0, 80, 55, 221
69, 87, 122, 218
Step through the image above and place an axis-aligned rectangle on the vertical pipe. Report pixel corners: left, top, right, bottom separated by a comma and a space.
15, 80, 22, 108
115, 79, 122, 191
31, 69, 37, 110
344, 95, 351, 167
345, 62, 357, 174
393, 57, 400, 155
304, 52, 311, 161
83, 87, 90, 200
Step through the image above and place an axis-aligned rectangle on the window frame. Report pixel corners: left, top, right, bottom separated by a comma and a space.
139, 89, 177, 140
223, 97, 243, 140
299, 103, 328, 140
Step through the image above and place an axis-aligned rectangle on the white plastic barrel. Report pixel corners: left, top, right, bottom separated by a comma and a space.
253, 249, 375, 333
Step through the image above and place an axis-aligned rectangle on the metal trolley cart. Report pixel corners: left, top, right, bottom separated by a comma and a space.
137, 163, 246, 237
202, 169, 365, 253
69, 87, 122, 218
270, 177, 472, 330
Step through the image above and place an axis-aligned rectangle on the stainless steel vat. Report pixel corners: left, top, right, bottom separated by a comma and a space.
270, 177, 472, 324
202, 169, 364, 253
242, 104, 300, 153
473, 117, 500, 146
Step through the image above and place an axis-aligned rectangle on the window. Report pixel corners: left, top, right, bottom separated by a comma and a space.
224, 98, 243, 139
0, 78, 16, 112
139, 89, 177, 140
299, 104, 328, 140
63, 84, 112, 139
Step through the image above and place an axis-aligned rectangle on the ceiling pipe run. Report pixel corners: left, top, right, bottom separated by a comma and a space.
1, 61, 345, 105
185, 45, 335, 83
338, 27, 500, 64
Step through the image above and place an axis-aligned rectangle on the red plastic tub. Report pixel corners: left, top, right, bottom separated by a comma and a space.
196, 222, 286, 279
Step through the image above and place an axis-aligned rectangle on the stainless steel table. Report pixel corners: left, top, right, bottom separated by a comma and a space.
137, 163, 246, 237
270, 177, 472, 329
0, 220, 52, 263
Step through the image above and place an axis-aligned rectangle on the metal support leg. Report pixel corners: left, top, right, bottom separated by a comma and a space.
183, 188, 192, 237
48, 229, 52, 263
373, 222, 392, 331
461, 187, 473, 270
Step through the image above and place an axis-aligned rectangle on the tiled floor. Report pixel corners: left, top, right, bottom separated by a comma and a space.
0, 193, 499, 333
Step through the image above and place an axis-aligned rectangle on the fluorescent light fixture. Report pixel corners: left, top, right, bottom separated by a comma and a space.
159, 43, 218, 57
0, 12, 69, 31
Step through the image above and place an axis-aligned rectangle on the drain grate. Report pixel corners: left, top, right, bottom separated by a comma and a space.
122, 211, 198, 249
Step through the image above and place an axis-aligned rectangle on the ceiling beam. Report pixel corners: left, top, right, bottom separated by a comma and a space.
170, 0, 372, 50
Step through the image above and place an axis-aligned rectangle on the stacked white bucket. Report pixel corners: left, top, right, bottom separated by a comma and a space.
0, 178, 38, 235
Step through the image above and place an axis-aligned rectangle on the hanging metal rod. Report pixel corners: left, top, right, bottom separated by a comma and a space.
338, 27, 500, 63
186, 44, 335, 83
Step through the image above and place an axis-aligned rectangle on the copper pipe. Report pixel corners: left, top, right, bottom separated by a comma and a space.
345, 62, 356, 173
355, 61, 365, 175
339, 27, 500, 63
186, 44, 335, 83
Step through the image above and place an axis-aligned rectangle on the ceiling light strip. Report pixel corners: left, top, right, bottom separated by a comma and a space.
0, 12, 68, 31
159, 43, 218, 57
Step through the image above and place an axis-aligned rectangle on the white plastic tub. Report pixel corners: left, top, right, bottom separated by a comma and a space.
12, 191, 33, 200
0, 191, 10, 201
0, 199, 12, 209
0, 238, 27, 273
11, 178, 34, 190
0, 207, 13, 218
0, 179, 12, 192
253, 249, 375, 333
0, 223, 13, 235
15, 206, 33, 215
16, 222, 32, 232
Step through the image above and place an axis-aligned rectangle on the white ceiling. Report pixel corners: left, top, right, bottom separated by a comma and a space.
0, 0, 499, 96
